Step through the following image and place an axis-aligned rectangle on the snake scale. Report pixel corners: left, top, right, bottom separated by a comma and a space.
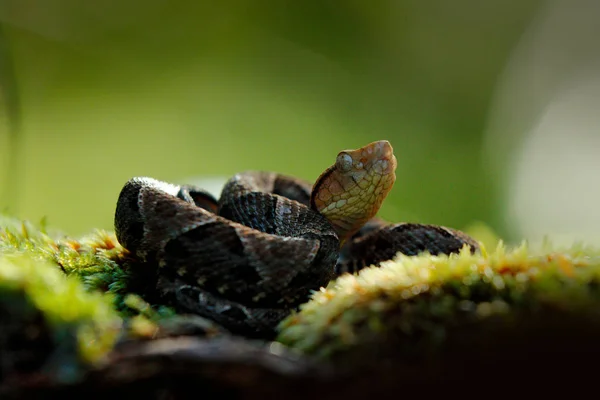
115, 140, 479, 337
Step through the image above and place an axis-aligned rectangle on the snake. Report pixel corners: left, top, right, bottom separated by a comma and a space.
114, 140, 479, 338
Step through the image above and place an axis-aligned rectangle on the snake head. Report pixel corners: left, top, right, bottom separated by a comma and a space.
311, 140, 397, 244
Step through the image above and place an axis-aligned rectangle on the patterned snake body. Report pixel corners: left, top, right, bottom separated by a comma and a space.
115, 141, 479, 337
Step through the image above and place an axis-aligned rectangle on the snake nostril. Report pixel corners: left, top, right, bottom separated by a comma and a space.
374, 140, 392, 158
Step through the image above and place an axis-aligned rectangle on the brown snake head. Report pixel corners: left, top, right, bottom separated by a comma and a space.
311, 140, 397, 244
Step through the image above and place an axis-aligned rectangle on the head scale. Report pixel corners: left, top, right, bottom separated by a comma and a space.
311, 140, 397, 244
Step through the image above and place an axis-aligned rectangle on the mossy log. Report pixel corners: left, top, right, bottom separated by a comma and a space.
1, 216, 599, 397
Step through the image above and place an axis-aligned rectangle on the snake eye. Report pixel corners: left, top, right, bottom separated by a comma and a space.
336, 153, 353, 172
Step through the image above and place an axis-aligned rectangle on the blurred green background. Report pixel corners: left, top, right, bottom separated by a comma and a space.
0, 0, 544, 240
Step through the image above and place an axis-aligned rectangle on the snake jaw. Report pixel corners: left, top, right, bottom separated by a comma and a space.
311, 140, 397, 244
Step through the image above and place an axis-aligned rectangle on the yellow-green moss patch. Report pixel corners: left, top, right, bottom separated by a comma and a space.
0, 216, 137, 312
277, 242, 600, 358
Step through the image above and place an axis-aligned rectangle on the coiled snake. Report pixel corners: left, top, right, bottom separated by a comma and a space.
115, 140, 479, 337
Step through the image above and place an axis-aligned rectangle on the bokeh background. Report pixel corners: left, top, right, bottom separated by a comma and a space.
1, 0, 599, 246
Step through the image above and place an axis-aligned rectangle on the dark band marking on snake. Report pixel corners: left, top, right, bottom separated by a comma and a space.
114, 140, 479, 337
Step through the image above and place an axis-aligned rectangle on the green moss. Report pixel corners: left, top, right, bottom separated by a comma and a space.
0, 215, 134, 312
0, 216, 172, 361
0, 253, 122, 364
277, 242, 600, 358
